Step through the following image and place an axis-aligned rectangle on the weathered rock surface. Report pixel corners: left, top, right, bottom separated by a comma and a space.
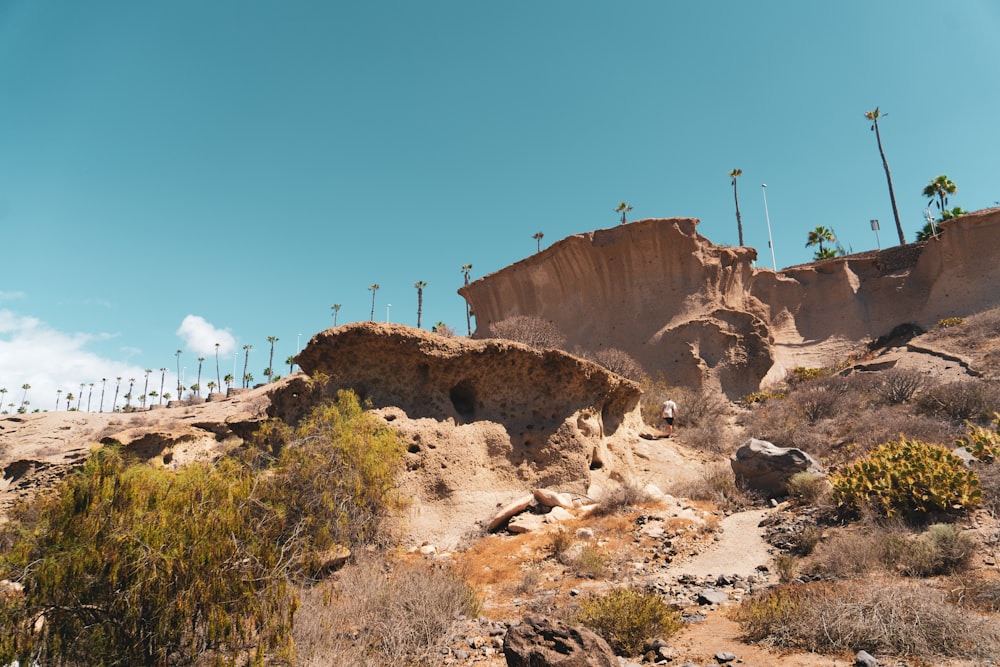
462, 209, 1000, 396
730, 439, 821, 496
503, 614, 618, 667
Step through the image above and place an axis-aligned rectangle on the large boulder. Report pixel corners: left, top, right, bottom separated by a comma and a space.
503, 615, 617, 667
730, 438, 821, 496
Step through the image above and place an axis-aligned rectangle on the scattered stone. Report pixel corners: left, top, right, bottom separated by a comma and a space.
855, 649, 878, 666
534, 487, 575, 509
714, 651, 736, 663
487, 494, 535, 531
731, 438, 822, 496
503, 614, 617, 667
697, 588, 729, 605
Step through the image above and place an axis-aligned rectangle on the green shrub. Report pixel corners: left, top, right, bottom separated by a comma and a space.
575, 586, 681, 656
957, 413, 1000, 463
0, 448, 296, 667
787, 366, 827, 385
937, 317, 966, 328
831, 438, 981, 520
742, 390, 786, 405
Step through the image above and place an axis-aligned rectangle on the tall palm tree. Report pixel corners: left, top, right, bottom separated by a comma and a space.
806, 226, 837, 259
56, 388, 62, 411
266, 336, 278, 383
0, 388, 6, 413
126, 378, 135, 408
158, 369, 167, 405
87, 383, 94, 412
729, 169, 745, 246
615, 202, 633, 225
195, 357, 205, 396
865, 107, 905, 245
368, 285, 380, 321
99, 378, 107, 412
461, 264, 473, 336
533, 232, 544, 253
175, 349, 183, 401
77, 383, 84, 411
19, 384, 30, 412
242, 345, 253, 388
214, 343, 221, 395
286, 356, 295, 375
142, 370, 151, 408
923, 175, 957, 220
65, 393, 74, 411
331, 304, 342, 326
112, 377, 122, 412
414, 281, 427, 329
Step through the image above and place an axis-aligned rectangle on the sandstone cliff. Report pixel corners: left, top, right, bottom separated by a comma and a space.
461, 208, 1000, 396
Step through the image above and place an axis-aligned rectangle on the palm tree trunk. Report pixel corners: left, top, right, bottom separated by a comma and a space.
874, 119, 905, 244
733, 182, 744, 246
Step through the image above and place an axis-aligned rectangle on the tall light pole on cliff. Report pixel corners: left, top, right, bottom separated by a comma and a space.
761, 183, 777, 270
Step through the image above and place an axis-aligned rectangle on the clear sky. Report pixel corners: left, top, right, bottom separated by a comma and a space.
1, 1, 998, 412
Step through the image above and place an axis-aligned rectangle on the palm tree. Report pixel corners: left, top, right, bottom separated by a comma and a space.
214, 343, 221, 395
461, 264, 473, 336
65, 393, 74, 411
729, 169, 745, 246
126, 378, 135, 409
142, 370, 152, 408
158, 369, 167, 405
242, 345, 253, 388
865, 107, 905, 245
806, 226, 837, 259
99, 378, 107, 412
533, 232, 544, 253
112, 377, 122, 412
224, 373, 234, 390
368, 285, 380, 321
286, 356, 295, 375
77, 383, 84, 411
243, 372, 254, 388
19, 384, 30, 412
207, 381, 216, 395
923, 175, 958, 220
56, 388, 62, 411
414, 281, 427, 329
87, 383, 94, 412
615, 201, 633, 225
331, 304, 342, 326
266, 336, 279, 383
195, 357, 205, 396
175, 349, 183, 401
0, 388, 6, 413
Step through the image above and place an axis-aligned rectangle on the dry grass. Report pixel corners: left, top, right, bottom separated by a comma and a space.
734, 578, 1000, 660
294, 556, 480, 667
667, 462, 758, 512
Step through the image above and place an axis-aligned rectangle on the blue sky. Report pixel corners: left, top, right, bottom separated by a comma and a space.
1, 1, 998, 412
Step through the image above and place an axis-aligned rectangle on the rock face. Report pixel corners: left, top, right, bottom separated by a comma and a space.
730, 438, 821, 496
293, 322, 648, 547
503, 615, 618, 667
462, 209, 1000, 397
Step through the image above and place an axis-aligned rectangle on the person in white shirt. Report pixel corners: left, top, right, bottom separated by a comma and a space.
660, 398, 678, 437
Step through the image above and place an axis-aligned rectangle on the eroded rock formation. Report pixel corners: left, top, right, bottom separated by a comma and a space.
461, 209, 1000, 396
293, 322, 648, 546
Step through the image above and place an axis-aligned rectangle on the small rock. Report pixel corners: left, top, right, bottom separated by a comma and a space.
855, 649, 878, 666
697, 588, 729, 605
714, 651, 736, 663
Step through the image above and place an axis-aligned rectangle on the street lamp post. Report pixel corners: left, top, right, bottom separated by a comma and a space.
296, 333, 302, 354
871, 219, 881, 250
761, 184, 777, 270
386, 304, 392, 322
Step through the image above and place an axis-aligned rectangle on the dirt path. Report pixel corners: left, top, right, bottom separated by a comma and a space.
674, 508, 774, 578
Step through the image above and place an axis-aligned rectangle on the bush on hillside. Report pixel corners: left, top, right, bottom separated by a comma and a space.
916, 379, 1000, 422
0, 389, 407, 665
489, 315, 566, 350
575, 586, 681, 656
831, 438, 981, 521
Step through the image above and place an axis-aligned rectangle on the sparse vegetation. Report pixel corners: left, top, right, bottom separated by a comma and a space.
489, 315, 566, 350
576, 586, 681, 656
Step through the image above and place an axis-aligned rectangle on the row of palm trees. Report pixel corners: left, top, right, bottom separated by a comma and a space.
333, 265, 476, 336
1, 335, 300, 415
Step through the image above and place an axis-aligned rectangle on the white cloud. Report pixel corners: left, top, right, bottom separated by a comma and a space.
175, 315, 237, 357
0, 309, 149, 413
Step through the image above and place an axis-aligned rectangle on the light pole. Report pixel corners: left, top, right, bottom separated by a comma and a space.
761, 184, 777, 270
386, 304, 392, 323
296, 333, 302, 354
871, 219, 881, 250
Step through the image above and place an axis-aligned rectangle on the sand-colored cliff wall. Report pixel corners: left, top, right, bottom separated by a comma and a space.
462, 208, 1000, 395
